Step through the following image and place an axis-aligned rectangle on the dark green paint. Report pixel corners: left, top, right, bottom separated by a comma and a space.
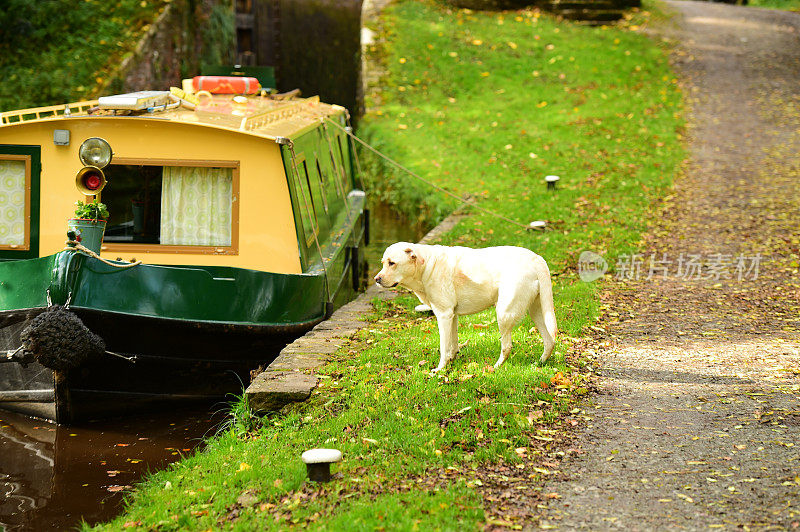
280, 111, 363, 274
69, 259, 328, 325
0, 144, 40, 260
0, 250, 327, 326
0, 254, 53, 309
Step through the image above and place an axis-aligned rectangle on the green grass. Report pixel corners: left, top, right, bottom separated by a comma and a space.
0, 0, 167, 112
94, 294, 583, 531
748, 0, 800, 10
96, 1, 684, 529
361, 1, 683, 273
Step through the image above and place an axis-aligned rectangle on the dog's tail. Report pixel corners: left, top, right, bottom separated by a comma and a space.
534, 255, 558, 363
537, 260, 558, 337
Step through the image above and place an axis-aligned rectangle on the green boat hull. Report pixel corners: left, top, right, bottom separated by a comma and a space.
0, 236, 367, 423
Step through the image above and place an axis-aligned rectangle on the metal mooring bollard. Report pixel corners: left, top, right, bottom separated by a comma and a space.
528, 220, 547, 231
301, 448, 342, 482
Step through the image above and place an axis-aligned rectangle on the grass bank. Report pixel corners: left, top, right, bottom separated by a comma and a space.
748, 0, 800, 10
96, 1, 683, 529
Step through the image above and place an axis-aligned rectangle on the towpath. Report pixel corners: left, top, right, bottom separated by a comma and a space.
537, 1, 800, 529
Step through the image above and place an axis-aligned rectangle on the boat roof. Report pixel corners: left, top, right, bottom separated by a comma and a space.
0, 93, 346, 140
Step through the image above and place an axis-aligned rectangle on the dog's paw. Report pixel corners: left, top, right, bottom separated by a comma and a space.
414, 304, 433, 313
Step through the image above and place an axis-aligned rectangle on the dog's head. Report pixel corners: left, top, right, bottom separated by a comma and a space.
374, 242, 423, 288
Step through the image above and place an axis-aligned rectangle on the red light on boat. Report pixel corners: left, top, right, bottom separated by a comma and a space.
84, 173, 102, 190
75, 166, 107, 195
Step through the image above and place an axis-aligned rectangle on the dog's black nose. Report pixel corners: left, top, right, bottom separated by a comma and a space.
374, 275, 382, 284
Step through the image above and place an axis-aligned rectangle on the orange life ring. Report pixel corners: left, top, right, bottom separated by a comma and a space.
191, 76, 261, 94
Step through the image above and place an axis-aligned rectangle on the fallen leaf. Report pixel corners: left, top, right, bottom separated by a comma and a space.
527, 410, 544, 424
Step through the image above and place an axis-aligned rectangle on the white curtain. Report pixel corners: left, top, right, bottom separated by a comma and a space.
160, 166, 233, 246
0, 160, 25, 247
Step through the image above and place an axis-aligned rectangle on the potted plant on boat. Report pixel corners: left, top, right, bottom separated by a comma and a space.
68, 200, 109, 254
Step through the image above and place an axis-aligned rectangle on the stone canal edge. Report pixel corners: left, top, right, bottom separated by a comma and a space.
245, 212, 466, 412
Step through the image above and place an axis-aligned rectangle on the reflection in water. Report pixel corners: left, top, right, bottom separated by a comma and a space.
365, 201, 428, 276
0, 409, 222, 531
0, 201, 426, 530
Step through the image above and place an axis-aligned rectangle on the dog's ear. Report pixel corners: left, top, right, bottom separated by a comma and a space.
404, 247, 424, 265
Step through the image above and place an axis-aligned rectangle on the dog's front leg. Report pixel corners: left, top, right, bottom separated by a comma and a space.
431, 310, 457, 374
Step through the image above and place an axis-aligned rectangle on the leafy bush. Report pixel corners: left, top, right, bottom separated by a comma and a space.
0, 0, 166, 112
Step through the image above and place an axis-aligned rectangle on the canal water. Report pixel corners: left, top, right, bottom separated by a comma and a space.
0, 201, 426, 531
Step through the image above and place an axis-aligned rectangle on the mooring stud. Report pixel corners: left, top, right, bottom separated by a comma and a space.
528, 220, 547, 231
545, 175, 560, 191
301, 448, 342, 482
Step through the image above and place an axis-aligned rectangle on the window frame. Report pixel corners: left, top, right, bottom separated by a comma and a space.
100, 158, 240, 256
0, 153, 33, 252
293, 155, 318, 248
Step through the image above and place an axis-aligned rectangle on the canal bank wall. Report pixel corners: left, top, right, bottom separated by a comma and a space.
245, 211, 465, 412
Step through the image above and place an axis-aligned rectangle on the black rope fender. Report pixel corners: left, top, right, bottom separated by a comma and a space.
17, 305, 106, 371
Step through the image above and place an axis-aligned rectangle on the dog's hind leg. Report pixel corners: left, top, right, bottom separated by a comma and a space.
530, 296, 557, 363
493, 288, 529, 369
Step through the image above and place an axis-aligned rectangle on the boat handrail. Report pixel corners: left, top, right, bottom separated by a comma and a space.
0, 100, 99, 126
238, 96, 320, 132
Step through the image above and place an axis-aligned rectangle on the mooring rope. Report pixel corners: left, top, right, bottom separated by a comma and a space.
64, 241, 142, 269
104, 349, 137, 363
1, 345, 23, 362
323, 117, 534, 231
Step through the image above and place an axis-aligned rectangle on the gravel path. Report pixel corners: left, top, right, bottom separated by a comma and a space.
537, 2, 800, 530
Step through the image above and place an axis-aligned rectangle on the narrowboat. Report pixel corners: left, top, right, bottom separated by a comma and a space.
0, 82, 369, 423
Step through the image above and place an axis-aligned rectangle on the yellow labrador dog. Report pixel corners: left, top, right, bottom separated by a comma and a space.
374, 242, 557, 373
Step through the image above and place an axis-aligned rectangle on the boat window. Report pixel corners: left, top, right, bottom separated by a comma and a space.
336, 136, 350, 191
294, 160, 317, 245
314, 159, 329, 213
299, 161, 318, 223
327, 145, 344, 199
101, 160, 238, 254
0, 156, 29, 250
102, 164, 162, 244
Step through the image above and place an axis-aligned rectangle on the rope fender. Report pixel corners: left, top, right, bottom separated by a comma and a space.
18, 305, 106, 371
